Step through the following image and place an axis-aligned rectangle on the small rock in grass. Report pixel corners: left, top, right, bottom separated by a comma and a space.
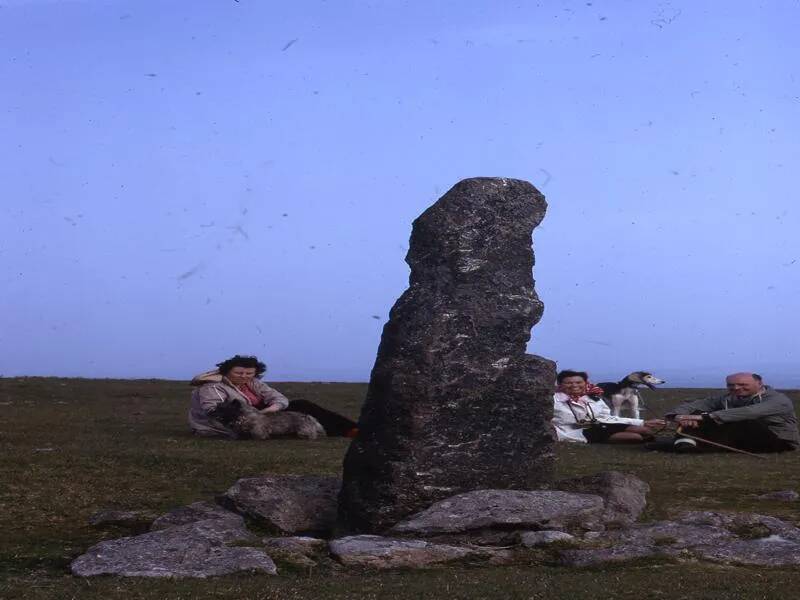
755, 490, 799, 502
150, 501, 243, 531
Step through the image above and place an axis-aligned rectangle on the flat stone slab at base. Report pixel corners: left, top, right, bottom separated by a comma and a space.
330, 535, 509, 569
71, 518, 276, 578
151, 501, 243, 531
219, 475, 341, 535
560, 511, 800, 568
391, 490, 604, 535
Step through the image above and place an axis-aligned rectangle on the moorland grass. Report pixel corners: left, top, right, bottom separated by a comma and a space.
1, 378, 799, 599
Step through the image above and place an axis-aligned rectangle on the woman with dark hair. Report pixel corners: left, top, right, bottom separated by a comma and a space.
189, 355, 358, 439
552, 369, 663, 444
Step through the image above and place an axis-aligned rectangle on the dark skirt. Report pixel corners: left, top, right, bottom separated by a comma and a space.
286, 399, 358, 437
582, 422, 631, 443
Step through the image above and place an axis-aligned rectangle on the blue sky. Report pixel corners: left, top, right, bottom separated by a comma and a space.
2, 0, 798, 387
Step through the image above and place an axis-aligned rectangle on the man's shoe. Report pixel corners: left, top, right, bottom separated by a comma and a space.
673, 437, 698, 453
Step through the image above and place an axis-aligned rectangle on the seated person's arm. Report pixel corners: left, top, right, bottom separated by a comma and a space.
710, 396, 794, 424
196, 384, 228, 414
665, 395, 724, 422
253, 381, 290, 413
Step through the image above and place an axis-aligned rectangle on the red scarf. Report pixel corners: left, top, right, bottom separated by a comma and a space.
558, 382, 604, 404
236, 383, 261, 407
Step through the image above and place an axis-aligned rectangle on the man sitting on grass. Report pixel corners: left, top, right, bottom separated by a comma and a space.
663, 372, 799, 453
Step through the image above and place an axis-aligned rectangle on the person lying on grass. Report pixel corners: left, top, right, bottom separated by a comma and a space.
189, 354, 358, 439
552, 369, 664, 444
662, 372, 799, 453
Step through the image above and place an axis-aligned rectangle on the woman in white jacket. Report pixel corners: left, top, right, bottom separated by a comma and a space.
553, 370, 664, 443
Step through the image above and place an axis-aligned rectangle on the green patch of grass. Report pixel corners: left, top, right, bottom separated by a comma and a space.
1, 378, 799, 599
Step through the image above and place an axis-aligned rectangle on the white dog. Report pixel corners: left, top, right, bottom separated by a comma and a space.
596, 372, 666, 419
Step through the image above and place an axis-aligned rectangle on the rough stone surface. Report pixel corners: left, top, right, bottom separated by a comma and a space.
693, 537, 800, 566
329, 535, 509, 569
678, 510, 800, 542
555, 471, 649, 526
150, 501, 243, 531
219, 475, 340, 535
390, 490, 604, 536
88, 509, 159, 530
519, 531, 576, 547
559, 511, 800, 568
339, 178, 555, 533
71, 518, 276, 578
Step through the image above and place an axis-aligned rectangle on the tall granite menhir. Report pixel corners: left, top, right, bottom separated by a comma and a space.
339, 177, 556, 533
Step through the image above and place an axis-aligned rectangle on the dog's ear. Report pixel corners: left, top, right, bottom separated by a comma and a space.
628, 372, 645, 383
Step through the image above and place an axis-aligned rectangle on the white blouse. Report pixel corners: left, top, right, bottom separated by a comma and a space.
552, 392, 644, 443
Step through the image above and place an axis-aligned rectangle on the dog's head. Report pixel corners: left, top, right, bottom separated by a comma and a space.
627, 371, 666, 390
207, 399, 246, 425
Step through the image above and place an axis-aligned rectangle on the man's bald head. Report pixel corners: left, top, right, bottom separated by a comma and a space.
725, 373, 764, 397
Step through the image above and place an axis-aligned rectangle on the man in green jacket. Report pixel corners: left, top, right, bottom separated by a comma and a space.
665, 372, 799, 453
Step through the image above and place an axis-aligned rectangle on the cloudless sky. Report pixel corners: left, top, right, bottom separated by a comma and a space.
2, 0, 798, 387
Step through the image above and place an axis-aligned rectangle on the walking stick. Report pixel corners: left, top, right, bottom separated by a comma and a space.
675, 426, 768, 459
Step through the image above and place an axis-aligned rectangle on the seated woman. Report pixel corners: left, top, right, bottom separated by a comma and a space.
552, 369, 664, 444
189, 354, 358, 439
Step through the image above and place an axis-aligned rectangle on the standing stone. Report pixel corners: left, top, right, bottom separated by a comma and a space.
339, 177, 555, 533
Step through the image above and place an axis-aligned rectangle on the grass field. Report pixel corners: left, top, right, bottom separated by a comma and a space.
1, 377, 799, 599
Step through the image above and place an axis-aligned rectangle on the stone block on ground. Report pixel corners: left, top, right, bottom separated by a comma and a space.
219, 474, 340, 535
677, 511, 800, 543
390, 489, 604, 537
559, 511, 800, 568
71, 518, 276, 577
554, 471, 649, 526
329, 535, 510, 570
